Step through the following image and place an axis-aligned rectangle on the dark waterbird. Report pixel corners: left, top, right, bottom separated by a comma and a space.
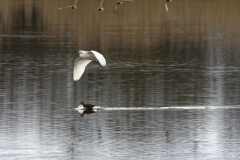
58, 0, 79, 9
80, 102, 95, 110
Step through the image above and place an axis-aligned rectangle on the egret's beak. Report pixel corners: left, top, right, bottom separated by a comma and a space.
95, 60, 102, 67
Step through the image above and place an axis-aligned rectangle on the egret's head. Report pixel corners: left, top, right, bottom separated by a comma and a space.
95, 59, 104, 67
90, 50, 106, 67
78, 50, 89, 58
95, 56, 106, 67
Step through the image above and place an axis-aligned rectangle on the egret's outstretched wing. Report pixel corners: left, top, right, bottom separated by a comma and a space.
73, 58, 92, 81
165, 2, 169, 12
91, 50, 106, 66
73, 0, 79, 6
58, 6, 72, 9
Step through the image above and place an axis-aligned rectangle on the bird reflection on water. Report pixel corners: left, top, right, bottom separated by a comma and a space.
165, 0, 172, 12
114, 0, 135, 15
58, 0, 173, 13
89, 0, 105, 13
58, 0, 79, 9
79, 110, 96, 116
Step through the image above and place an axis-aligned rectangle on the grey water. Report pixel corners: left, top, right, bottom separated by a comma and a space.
1, 0, 240, 159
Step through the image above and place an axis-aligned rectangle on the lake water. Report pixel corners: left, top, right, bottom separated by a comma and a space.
0, 0, 240, 159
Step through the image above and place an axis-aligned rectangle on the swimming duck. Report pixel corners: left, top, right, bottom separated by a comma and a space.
79, 101, 95, 110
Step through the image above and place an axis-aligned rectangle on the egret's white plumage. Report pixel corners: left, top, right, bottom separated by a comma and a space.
73, 50, 106, 81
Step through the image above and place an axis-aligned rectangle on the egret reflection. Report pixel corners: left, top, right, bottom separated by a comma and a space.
58, 0, 78, 9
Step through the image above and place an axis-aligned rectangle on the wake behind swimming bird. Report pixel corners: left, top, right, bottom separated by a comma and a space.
73, 50, 106, 81
58, 0, 78, 9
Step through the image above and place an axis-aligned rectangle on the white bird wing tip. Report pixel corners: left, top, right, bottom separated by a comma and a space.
73, 58, 92, 81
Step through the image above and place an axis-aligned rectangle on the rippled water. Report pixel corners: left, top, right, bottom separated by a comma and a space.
1, 107, 240, 159
1, 0, 240, 159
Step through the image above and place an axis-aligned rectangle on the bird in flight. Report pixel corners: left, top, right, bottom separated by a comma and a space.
58, 0, 79, 9
114, 0, 134, 14
89, 0, 105, 13
165, 0, 172, 12
73, 50, 106, 81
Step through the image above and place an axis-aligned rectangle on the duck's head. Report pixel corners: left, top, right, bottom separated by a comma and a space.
80, 101, 84, 105
72, 6, 77, 9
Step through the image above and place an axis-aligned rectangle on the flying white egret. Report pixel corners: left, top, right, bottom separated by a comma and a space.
114, 0, 134, 14
89, 0, 105, 13
58, 0, 78, 9
73, 50, 106, 81
165, 0, 172, 12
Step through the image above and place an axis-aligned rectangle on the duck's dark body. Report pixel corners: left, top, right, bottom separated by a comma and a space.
80, 101, 95, 110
